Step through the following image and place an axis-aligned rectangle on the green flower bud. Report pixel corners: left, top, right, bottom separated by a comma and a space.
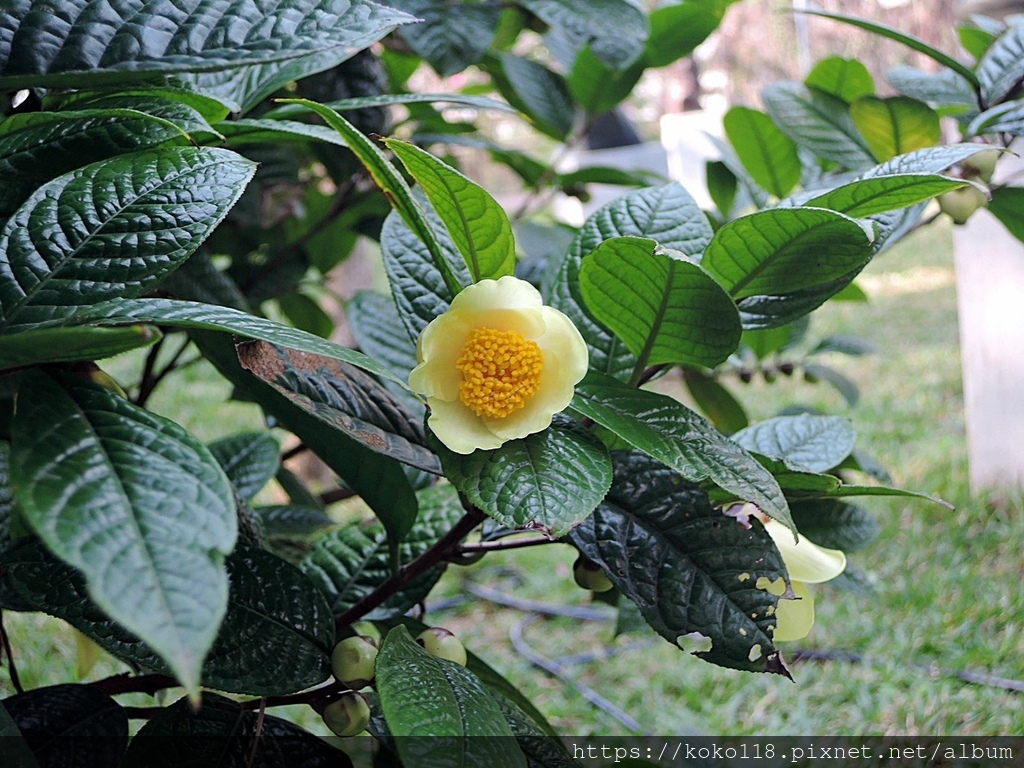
330, 635, 378, 689
322, 691, 371, 737
415, 627, 467, 666
572, 555, 614, 593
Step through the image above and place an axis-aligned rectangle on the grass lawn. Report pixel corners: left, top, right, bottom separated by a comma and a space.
2, 218, 1021, 738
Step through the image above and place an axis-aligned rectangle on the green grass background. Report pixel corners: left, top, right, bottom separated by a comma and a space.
2, 220, 1021, 737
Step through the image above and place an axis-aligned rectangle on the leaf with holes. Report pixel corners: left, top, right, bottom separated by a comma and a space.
0, 147, 255, 331
579, 237, 741, 372
1, 684, 127, 768
434, 417, 611, 537
723, 107, 801, 198
731, 414, 857, 473
207, 431, 280, 502
549, 183, 714, 380
570, 371, 793, 531
300, 485, 465, 616
570, 451, 789, 674
9, 371, 235, 695
376, 625, 527, 767
236, 340, 438, 476
0, 0, 414, 89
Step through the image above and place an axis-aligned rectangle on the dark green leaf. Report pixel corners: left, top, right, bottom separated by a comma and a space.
797, 9, 981, 92
496, 54, 574, 140
216, 118, 350, 147
549, 183, 715, 380
0, 701, 39, 768
2, 540, 335, 696
435, 417, 612, 537
762, 83, 876, 170
0, 108, 190, 216
886, 66, 977, 109
790, 499, 880, 553
804, 173, 969, 217
236, 339, 439, 477
723, 107, 801, 197
0, 147, 256, 331
850, 96, 941, 161
53, 86, 232, 125
988, 187, 1024, 243
160, 248, 250, 311
376, 625, 527, 766
570, 371, 793, 530
392, 0, 502, 76
300, 484, 463, 616
701, 207, 874, 299
385, 138, 517, 283
1, 684, 127, 768
557, 165, 663, 188
10, 371, 235, 694
682, 370, 748, 435
522, 0, 648, 69
805, 56, 875, 103
566, 47, 645, 114
277, 292, 335, 339
570, 451, 789, 673
208, 432, 280, 502
0, 0, 414, 89
264, 92, 519, 120
644, 2, 722, 68
736, 271, 867, 331
802, 361, 859, 406
978, 21, 1024, 104
255, 505, 335, 538
787, 483, 950, 507
731, 414, 856, 473
346, 290, 420, 395
579, 236, 742, 370
705, 160, 738, 218
122, 693, 350, 768
0, 325, 161, 370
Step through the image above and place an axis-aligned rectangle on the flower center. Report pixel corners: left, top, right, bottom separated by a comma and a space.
456, 327, 544, 418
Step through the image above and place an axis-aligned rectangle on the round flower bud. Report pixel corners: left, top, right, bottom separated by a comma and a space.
962, 149, 1000, 184
330, 635, 378, 689
938, 185, 988, 225
415, 627, 467, 666
322, 691, 371, 737
572, 555, 614, 593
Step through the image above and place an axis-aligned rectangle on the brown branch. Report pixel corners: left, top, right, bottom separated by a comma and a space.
319, 487, 357, 505
90, 672, 178, 697
456, 536, 555, 554
334, 507, 487, 633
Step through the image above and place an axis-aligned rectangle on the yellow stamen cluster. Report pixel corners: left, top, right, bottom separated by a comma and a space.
456, 327, 544, 418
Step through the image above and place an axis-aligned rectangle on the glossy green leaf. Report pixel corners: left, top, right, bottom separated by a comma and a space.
0, 109, 190, 216
0, 325, 161, 370
53, 86, 232, 125
435, 417, 612, 537
566, 47, 645, 114
723, 107, 801, 197
968, 99, 1024, 137
392, 0, 501, 76
805, 56, 875, 103
346, 291, 420, 410
386, 139, 517, 283
2, 541, 334, 696
9, 371, 235, 695
988, 187, 1024, 244
790, 499, 880, 553
215, 118, 350, 147
862, 143, 1002, 178
706, 159, 738, 218
732, 414, 856, 473
762, 82, 876, 170
0, 147, 256, 331
496, 54, 574, 140
208, 431, 280, 502
570, 451, 789, 674
549, 183, 715, 381
701, 207, 874, 300
570, 371, 793, 530
850, 96, 941, 162
579, 237, 742, 371
736, 272, 867, 331
797, 9, 981, 92
978, 21, 1024, 105
255, 505, 335, 538
521, 0, 648, 69
886, 66, 977, 109
805, 173, 968, 217
236, 339, 439, 477
122, 693, 350, 768
301, 484, 463, 616
283, 99, 463, 296
0, 0, 414, 89
644, 1, 722, 68
376, 625, 527, 767
788, 483, 950, 506
682, 370, 748, 435
0, 684, 127, 768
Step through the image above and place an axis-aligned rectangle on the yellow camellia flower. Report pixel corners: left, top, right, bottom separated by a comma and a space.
409, 275, 588, 454
756, 514, 847, 642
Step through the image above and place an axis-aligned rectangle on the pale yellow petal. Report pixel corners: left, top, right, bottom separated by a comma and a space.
409, 313, 473, 401
449, 275, 543, 314
772, 580, 815, 642
428, 398, 505, 454
764, 519, 846, 584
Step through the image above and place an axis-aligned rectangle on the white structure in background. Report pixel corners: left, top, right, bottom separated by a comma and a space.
953, 144, 1024, 493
